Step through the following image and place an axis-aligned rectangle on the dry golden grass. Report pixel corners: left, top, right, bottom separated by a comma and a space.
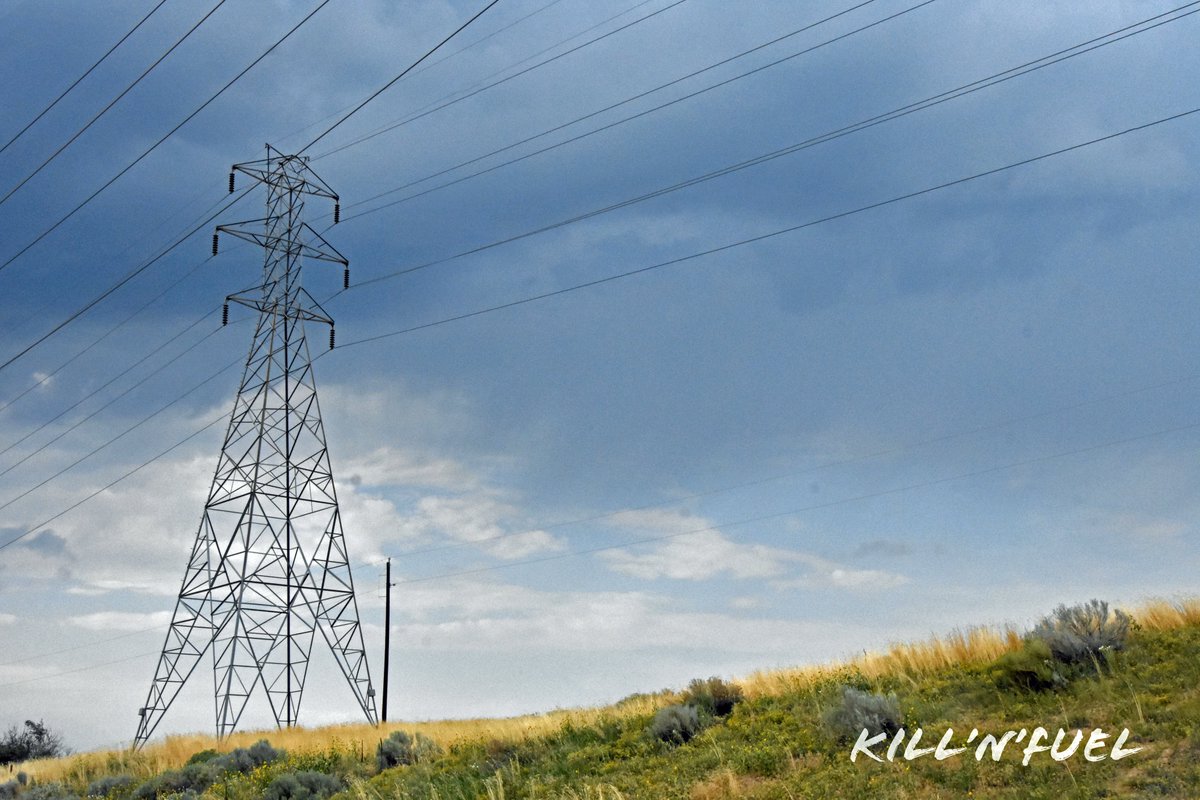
1130, 596, 1200, 630
20, 596, 1198, 787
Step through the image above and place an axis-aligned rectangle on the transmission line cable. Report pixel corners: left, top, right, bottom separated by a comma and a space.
0, 324, 222, 478
0, 0, 334, 281
274, 0, 579, 149
345, 0, 1193, 226
0, 355, 236, 524
334, 106, 1200, 346
298, 0, 505, 154
309, 0, 689, 157
0, 409, 228, 556
1, 104, 1193, 559
340, 4, 1199, 291
0, 255, 216, 417
309, 0, 660, 157
347, 0, 887, 207
0, 187, 249, 376
0, 0, 171, 158
4, 371, 1195, 671
0, 0, 229, 209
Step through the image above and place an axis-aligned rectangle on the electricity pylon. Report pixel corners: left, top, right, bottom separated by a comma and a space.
134, 145, 377, 748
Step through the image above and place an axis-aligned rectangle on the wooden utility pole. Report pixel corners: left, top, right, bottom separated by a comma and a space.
383, 558, 392, 722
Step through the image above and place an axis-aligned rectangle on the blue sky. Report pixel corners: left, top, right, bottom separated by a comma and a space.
0, 0, 1197, 751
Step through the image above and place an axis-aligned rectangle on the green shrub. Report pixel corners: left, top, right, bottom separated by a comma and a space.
375, 730, 441, 770
86, 774, 135, 798
0, 781, 19, 800
990, 638, 1067, 692
184, 749, 219, 766
648, 704, 702, 744
681, 677, 744, 718
1030, 599, 1131, 667
821, 686, 903, 742
261, 771, 343, 800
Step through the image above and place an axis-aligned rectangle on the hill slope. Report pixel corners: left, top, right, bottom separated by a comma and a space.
15, 598, 1200, 800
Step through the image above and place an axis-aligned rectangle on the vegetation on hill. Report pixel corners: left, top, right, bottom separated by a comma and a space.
11, 597, 1200, 799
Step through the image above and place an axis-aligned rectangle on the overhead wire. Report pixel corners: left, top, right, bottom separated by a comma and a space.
345, 0, 890, 209
309, 0, 690, 158
1, 7, 1190, 521
343, 0, 1195, 228
302, 0, 659, 157
337, 107, 1200, 348
0, 0, 336, 282
336, 3, 1200, 294
8, 387, 1196, 677
0, 0, 504, 384
0, 0, 230, 209
1, 103, 1194, 556
0, 0, 171, 158
297, 0, 506, 154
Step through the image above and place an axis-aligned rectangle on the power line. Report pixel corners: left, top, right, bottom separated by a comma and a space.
345, 0, 889, 209
0, 324, 222, 479
306, 0, 661, 157
7, 379, 1197, 673
298, 0, 505, 154
1, 105, 1193, 561
0, 0, 171, 157
0, 0, 230, 210
0, 0, 579, 410
0, 356, 236, 532
336, 106, 1200, 348
0, 187, 249, 376
310, 0, 691, 158
0, 0, 335, 281
343, 0, 1194, 227
0, 409, 229, 555
274, 0, 581, 151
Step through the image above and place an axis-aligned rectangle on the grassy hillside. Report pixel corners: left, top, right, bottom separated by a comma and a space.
13, 598, 1200, 799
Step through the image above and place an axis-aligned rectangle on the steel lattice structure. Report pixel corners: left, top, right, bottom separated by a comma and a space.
134, 146, 377, 748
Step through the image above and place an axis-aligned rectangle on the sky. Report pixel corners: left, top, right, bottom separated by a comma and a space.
0, 0, 1197, 752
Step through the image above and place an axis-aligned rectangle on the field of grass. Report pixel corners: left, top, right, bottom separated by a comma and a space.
12, 597, 1200, 799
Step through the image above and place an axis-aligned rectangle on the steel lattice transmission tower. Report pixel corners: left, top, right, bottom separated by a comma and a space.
134, 145, 377, 748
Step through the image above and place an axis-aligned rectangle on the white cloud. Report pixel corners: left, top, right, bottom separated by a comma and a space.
69, 611, 172, 632
602, 529, 791, 581
598, 511, 909, 590
0, 613, 16, 625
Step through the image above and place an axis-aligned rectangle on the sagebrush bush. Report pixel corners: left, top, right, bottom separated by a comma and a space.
208, 739, 285, 774
376, 730, 441, 770
821, 686, 903, 742
0, 780, 19, 800
22, 783, 78, 800
1030, 599, 1131, 666
131, 763, 213, 800
681, 677, 744, 718
261, 771, 343, 800
648, 704, 702, 744
85, 774, 135, 798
